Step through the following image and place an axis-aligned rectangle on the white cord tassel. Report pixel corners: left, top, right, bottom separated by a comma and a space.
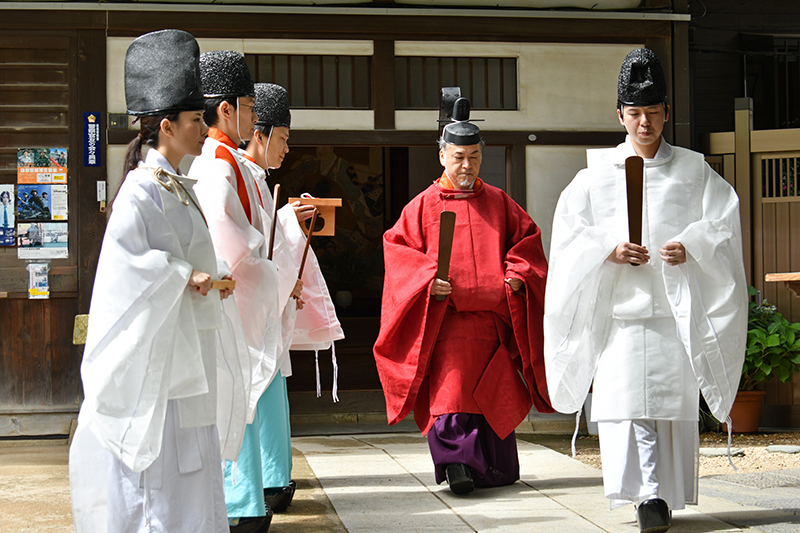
231, 460, 239, 486
314, 349, 321, 398
571, 410, 581, 459
726, 415, 738, 471
143, 469, 152, 530
331, 342, 339, 403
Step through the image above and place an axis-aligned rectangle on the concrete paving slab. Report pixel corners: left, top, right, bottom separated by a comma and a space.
3, 431, 795, 533
699, 470, 800, 533
294, 434, 770, 533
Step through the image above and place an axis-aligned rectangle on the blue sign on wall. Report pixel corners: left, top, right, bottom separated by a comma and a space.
84, 112, 101, 167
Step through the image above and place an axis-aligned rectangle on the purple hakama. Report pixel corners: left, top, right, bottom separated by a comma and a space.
427, 413, 520, 487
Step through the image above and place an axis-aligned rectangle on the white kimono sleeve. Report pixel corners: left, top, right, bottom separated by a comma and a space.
80, 180, 195, 473
663, 166, 748, 422
544, 169, 621, 415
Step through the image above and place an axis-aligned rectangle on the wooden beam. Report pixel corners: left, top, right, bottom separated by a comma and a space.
735, 97, 754, 285
708, 131, 735, 154
671, 19, 691, 148
76, 29, 108, 314
372, 40, 395, 130
751, 129, 800, 154
105, 11, 670, 44
111, 128, 624, 147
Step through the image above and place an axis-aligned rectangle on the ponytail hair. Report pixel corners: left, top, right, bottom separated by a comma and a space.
111, 112, 179, 212
122, 114, 178, 175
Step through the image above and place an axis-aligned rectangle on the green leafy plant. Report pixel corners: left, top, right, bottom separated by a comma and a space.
741, 286, 800, 391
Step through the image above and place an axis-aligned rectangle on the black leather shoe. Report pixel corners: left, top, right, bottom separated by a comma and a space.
636, 498, 671, 533
264, 480, 296, 513
230, 510, 272, 533
445, 463, 474, 495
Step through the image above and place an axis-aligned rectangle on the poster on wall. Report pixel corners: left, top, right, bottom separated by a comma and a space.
17, 222, 68, 259
26, 262, 50, 299
0, 184, 14, 246
17, 148, 68, 184
16, 184, 67, 221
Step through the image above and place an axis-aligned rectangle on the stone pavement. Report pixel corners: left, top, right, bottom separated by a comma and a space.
700, 469, 800, 533
292, 432, 784, 533
1, 429, 799, 532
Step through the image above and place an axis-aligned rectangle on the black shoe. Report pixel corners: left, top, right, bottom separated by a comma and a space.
445, 464, 474, 495
264, 480, 296, 513
230, 511, 272, 533
636, 498, 671, 533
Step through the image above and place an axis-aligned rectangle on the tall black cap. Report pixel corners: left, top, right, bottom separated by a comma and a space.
199, 50, 255, 99
441, 97, 482, 146
617, 48, 667, 107
254, 83, 291, 128
437, 87, 461, 138
124, 29, 205, 116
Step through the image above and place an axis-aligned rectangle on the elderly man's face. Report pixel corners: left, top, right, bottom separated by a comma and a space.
439, 143, 482, 190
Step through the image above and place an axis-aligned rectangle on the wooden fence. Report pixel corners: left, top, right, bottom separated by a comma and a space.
709, 98, 800, 427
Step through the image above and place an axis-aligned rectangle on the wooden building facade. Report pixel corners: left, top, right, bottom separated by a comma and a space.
1, 0, 695, 434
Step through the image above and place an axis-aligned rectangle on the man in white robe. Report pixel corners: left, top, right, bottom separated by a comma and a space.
544, 48, 747, 533
189, 50, 289, 532
241, 83, 344, 512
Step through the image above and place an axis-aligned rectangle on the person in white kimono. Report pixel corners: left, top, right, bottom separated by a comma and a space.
544, 48, 747, 533
69, 29, 237, 533
240, 83, 345, 513
189, 50, 293, 533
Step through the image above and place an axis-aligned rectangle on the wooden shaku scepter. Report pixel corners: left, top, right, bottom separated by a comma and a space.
435, 211, 456, 301
268, 183, 281, 261
625, 155, 644, 266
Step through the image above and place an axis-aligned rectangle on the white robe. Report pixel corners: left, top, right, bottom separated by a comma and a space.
544, 138, 747, 424
243, 156, 345, 394
544, 138, 747, 510
70, 149, 237, 532
190, 133, 282, 422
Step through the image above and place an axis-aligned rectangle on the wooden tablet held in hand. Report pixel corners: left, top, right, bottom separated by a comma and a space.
436, 211, 456, 301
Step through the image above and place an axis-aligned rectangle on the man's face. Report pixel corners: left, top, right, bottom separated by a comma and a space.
439, 143, 482, 190
617, 104, 669, 149
237, 97, 257, 143
266, 126, 290, 169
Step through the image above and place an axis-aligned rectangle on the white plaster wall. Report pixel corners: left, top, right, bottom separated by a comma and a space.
107, 38, 132, 116
526, 145, 609, 258
106, 145, 127, 201
395, 42, 639, 132
108, 37, 374, 129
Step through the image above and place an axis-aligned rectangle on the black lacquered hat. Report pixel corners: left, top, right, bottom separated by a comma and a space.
200, 50, 255, 99
441, 97, 482, 146
617, 48, 667, 107
254, 83, 291, 128
124, 29, 205, 116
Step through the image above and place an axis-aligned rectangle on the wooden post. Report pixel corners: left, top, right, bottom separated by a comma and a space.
735, 97, 753, 285
373, 40, 395, 130
671, 0, 691, 148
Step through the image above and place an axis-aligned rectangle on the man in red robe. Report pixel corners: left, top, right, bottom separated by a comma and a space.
374, 95, 552, 495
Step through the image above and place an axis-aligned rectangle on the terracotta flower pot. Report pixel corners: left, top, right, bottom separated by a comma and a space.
722, 390, 766, 433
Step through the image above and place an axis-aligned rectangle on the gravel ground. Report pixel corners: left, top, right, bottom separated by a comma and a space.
541, 432, 800, 477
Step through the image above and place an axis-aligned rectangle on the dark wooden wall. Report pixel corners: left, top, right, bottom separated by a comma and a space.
689, 0, 800, 151
0, 20, 107, 435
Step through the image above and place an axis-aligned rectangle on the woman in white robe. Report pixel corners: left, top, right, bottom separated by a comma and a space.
69, 30, 236, 533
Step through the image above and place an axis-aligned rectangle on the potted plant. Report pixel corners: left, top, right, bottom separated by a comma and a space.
727, 286, 800, 432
